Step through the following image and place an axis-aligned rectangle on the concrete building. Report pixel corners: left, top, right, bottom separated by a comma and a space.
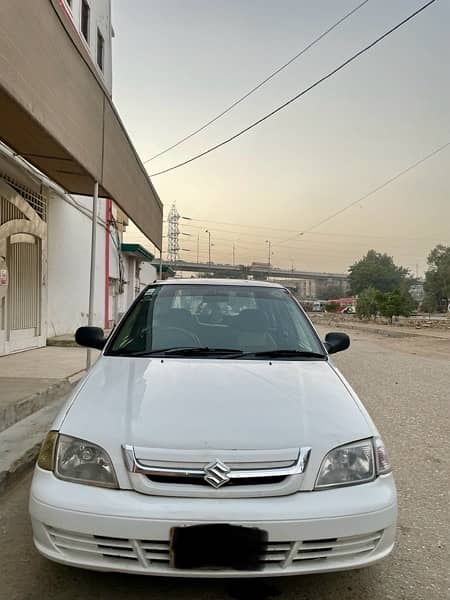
269, 278, 318, 300
59, 0, 113, 94
0, 0, 162, 354
0, 163, 48, 354
409, 281, 425, 303
0, 145, 158, 353
119, 244, 157, 320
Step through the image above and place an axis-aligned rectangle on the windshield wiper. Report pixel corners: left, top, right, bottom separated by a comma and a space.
162, 347, 245, 357
227, 349, 327, 360
118, 347, 245, 357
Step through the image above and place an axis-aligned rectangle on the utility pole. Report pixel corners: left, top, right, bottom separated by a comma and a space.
205, 229, 212, 266
197, 234, 199, 264
87, 181, 99, 369
232, 243, 236, 267
167, 204, 180, 263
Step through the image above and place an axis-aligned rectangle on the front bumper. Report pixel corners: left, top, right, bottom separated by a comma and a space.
30, 467, 397, 577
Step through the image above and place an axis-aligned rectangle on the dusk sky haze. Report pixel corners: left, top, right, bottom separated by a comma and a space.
114, 0, 450, 275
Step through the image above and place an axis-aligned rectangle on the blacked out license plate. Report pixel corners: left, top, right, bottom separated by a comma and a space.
170, 524, 268, 570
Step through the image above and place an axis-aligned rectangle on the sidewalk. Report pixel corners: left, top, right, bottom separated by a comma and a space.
0, 346, 94, 495
0, 346, 88, 432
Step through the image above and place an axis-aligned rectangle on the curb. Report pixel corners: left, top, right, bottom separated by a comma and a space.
46, 338, 78, 348
0, 375, 82, 434
0, 371, 85, 497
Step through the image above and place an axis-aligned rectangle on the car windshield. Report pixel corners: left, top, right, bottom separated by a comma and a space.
107, 284, 325, 359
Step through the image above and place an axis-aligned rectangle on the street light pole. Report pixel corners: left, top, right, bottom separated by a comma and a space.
265, 240, 272, 270
205, 229, 211, 266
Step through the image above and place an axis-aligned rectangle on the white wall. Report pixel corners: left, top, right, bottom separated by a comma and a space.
63, 0, 113, 94
115, 258, 157, 319
140, 262, 158, 288
47, 193, 108, 336
47, 193, 158, 335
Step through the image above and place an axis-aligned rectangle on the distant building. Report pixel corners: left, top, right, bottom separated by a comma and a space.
409, 282, 425, 303
269, 278, 318, 300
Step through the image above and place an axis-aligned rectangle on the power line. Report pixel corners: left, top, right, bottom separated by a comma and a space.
143, 0, 370, 164
279, 139, 450, 244
179, 231, 435, 260
178, 219, 443, 244
181, 217, 299, 233
149, 1, 436, 177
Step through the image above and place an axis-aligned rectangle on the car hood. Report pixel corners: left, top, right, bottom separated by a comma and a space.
59, 356, 373, 457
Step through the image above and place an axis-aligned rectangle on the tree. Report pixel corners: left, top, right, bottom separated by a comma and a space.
349, 250, 410, 295
356, 287, 380, 320
378, 290, 414, 323
423, 245, 450, 313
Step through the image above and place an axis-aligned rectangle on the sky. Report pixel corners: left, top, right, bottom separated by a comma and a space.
114, 0, 450, 276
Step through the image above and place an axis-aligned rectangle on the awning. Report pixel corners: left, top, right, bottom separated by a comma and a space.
120, 243, 155, 263
0, 0, 162, 249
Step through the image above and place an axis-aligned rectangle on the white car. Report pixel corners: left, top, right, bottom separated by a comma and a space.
30, 279, 397, 577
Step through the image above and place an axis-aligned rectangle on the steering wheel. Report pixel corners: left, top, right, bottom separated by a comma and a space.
156, 326, 201, 347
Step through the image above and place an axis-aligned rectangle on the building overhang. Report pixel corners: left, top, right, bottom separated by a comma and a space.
121, 243, 155, 263
0, 0, 162, 249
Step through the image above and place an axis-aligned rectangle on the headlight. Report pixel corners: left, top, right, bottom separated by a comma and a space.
55, 434, 118, 489
315, 439, 375, 489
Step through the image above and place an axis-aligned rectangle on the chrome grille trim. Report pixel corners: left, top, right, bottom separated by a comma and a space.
122, 444, 311, 483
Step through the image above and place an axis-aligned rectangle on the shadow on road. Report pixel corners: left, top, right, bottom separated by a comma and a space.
26, 559, 385, 600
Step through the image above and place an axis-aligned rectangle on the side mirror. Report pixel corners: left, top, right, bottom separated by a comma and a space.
324, 332, 350, 355
75, 326, 106, 350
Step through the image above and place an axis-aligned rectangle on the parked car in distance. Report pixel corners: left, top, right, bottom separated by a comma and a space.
342, 305, 356, 314
312, 300, 326, 312
30, 279, 397, 577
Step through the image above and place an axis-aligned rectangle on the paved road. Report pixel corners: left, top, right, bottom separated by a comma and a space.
0, 329, 448, 600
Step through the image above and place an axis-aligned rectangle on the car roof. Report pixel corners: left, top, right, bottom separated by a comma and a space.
157, 278, 285, 288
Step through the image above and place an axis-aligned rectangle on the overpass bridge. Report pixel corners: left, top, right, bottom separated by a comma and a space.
160, 260, 348, 282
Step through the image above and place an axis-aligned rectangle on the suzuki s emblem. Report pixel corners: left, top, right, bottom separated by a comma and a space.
204, 460, 231, 488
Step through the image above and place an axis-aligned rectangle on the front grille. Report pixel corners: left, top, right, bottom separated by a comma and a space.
126, 446, 310, 497
147, 475, 287, 486
47, 526, 383, 571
